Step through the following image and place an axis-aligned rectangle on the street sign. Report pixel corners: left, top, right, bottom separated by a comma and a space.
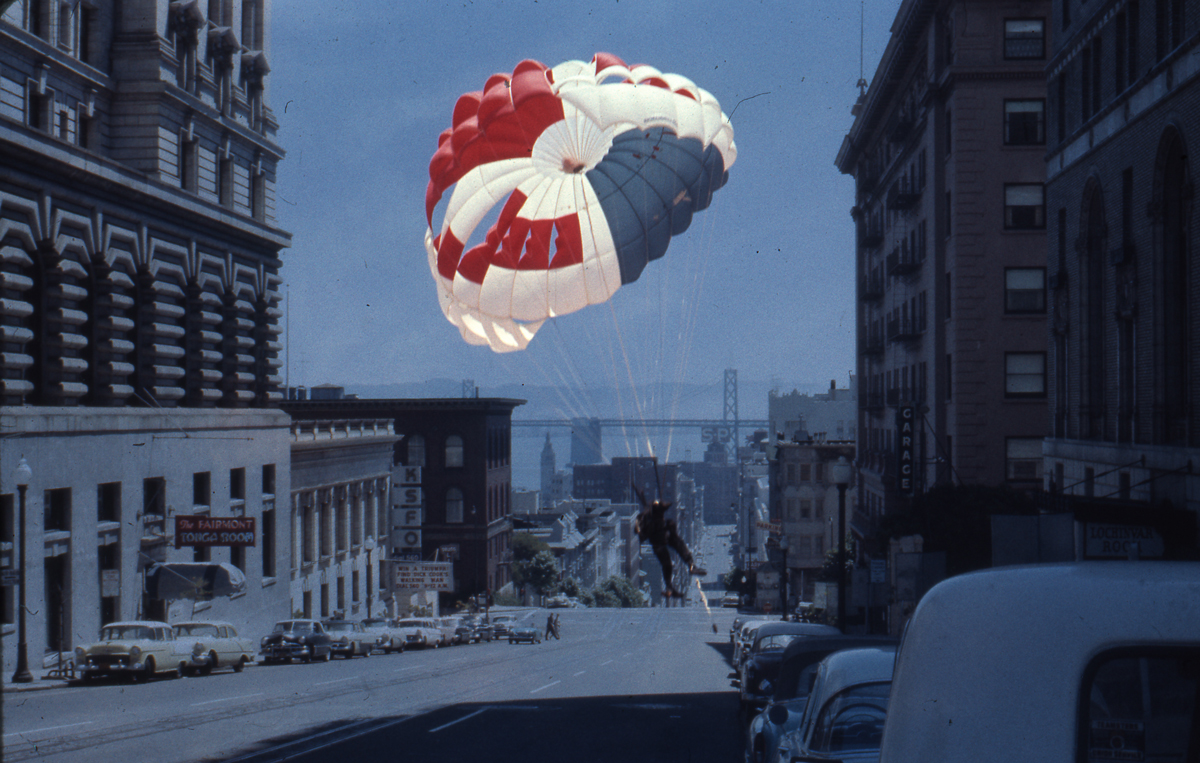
756, 519, 782, 535
0, 568, 20, 586
870, 558, 887, 584
101, 569, 121, 597
896, 405, 916, 496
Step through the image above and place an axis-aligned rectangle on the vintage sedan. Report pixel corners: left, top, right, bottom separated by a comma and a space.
490, 614, 518, 638
361, 618, 405, 654
173, 621, 256, 675
259, 619, 333, 663
323, 620, 375, 658
75, 621, 188, 682
738, 622, 841, 707
775, 645, 897, 763
508, 622, 542, 644
745, 635, 897, 763
394, 618, 443, 649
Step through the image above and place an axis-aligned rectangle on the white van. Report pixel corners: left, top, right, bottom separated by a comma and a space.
879, 562, 1200, 763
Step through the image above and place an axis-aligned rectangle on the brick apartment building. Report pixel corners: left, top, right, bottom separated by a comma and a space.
1042, 0, 1200, 546
836, 0, 1051, 520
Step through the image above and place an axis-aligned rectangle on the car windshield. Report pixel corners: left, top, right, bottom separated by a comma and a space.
175, 624, 219, 637
325, 623, 354, 632
363, 619, 387, 627
395, 619, 424, 627
100, 625, 153, 641
274, 621, 313, 633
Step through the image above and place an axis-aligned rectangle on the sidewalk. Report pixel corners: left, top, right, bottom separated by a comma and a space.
1, 672, 71, 692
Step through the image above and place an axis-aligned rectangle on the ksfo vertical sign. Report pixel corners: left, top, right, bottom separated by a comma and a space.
896, 405, 916, 496
391, 466, 423, 561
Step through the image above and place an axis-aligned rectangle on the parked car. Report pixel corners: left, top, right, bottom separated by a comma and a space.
469, 618, 494, 643
173, 621, 256, 675
394, 618, 443, 649
733, 619, 771, 665
745, 635, 898, 763
877, 562, 1200, 763
738, 622, 841, 707
259, 619, 333, 664
436, 616, 463, 645
361, 617, 405, 654
490, 614, 518, 638
508, 622, 542, 644
775, 645, 897, 763
323, 620, 375, 658
75, 620, 186, 682
722, 592, 741, 608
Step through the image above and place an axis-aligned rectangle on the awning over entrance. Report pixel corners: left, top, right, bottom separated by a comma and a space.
146, 562, 247, 600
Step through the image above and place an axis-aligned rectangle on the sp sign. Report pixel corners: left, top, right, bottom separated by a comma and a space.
895, 405, 916, 496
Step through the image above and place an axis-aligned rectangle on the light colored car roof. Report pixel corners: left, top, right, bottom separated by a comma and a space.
880, 562, 1200, 763
101, 620, 172, 629
173, 620, 235, 627
811, 646, 897, 699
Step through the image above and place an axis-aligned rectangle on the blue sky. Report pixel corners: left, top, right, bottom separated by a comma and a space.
270, 0, 898, 412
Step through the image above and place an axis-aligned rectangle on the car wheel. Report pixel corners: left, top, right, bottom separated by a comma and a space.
201, 652, 217, 675
233, 656, 247, 673
346, 643, 356, 659
321, 649, 331, 662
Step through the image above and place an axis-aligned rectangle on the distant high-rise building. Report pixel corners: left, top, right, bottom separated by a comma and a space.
540, 432, 556, 504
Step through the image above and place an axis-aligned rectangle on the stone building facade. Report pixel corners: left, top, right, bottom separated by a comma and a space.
1043, 0, 1200, 532
836, 0, 1051, 519
0, 0, 290, 676
288, 418, 395, 620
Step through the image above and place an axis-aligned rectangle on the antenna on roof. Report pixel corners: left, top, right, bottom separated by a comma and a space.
857, 0, 868, 97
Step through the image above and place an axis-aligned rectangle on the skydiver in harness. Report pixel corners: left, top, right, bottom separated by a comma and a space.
634, 485, 706, 599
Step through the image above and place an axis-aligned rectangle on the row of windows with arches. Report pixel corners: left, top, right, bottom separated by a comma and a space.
1050, 124, 1195, 447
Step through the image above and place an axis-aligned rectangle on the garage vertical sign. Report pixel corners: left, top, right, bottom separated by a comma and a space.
391, 466, 423, 561
896, 405, 916, 496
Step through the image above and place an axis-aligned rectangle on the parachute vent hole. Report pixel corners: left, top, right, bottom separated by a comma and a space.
563, 159, 587, 174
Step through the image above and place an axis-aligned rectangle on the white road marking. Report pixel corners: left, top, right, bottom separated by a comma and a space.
314, 676, 356, 686
573, 670, 586, 676
530, 680, 560, 694
190, 692, 264, 707
600, 659, 614, 666
393, 666, 418, 673
428, 707, 489, 733
4, 721, 94, 738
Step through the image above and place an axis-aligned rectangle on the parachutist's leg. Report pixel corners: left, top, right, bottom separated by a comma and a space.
653, 544, 677, 596
664, 522, 694, 567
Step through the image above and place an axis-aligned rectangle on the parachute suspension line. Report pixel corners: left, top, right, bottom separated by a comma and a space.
605, 297, 656, 461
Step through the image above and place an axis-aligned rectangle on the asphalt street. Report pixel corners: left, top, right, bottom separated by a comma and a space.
2, 605, 743, 763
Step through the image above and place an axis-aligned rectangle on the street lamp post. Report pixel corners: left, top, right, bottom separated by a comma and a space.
831, 456, 852, 633
12, 457, 33, 683
779, 533, 789, 620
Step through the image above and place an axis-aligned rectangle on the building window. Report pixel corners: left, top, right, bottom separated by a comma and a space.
800, 499, 812, 519
38, 488, 70, 533
1006, 353, 1047, 397
97, 482, 121, 523
405, 435, 426, 467
193, 472, 210, 508
445, 435, 464, 468
230, 467, 245, 501
1004, 100, 1045, 145
945, 191, 952, 237
1005, 268, 1047, 312
262, 464, 275, 496
180, 134, 199, 192
946, 354, 953, 401
1005, 184, 1045, 229
446, 488, 464, 523
1006, 438, 1044, 481
1004, 19, 1045, 59
218, 157, 233, 208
